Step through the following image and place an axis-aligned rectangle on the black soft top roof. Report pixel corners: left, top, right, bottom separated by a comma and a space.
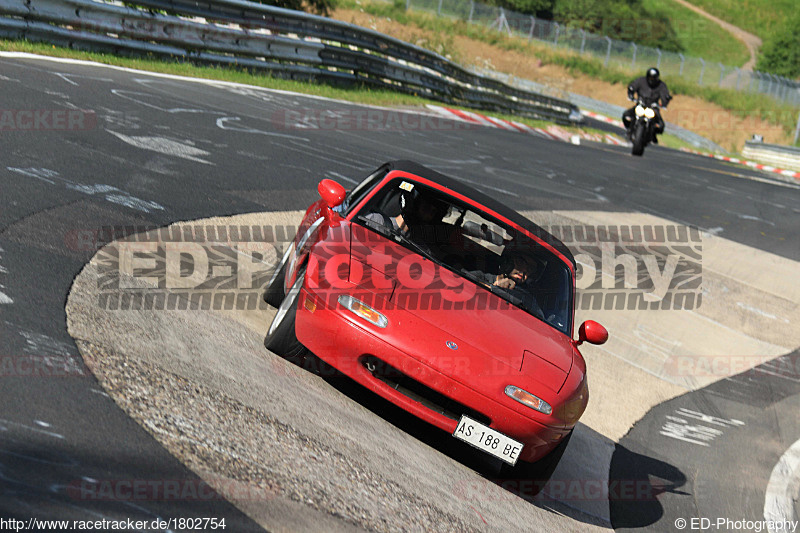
383, 160, 575, 267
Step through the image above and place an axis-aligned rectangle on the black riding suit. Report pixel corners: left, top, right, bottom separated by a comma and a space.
621, 76, 672, 138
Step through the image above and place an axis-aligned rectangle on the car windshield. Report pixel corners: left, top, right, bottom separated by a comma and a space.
339, 166, 389, 216
353, 178, 573, 334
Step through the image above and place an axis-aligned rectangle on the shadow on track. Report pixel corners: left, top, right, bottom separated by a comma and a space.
611, 348, 800, 530
293, 353, 612, 527
608, 444, 689, 528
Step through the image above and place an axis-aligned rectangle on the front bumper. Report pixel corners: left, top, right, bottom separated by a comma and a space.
295, 289, 569, 463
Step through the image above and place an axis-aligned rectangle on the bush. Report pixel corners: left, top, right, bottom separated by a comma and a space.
500, 0, 555, 18
552, 0, 681, 52
257, 0, 333, 16
482, 0, 682, 51
756, 13, 800, 78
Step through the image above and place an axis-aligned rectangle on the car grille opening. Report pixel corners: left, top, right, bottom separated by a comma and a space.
361, 355, 491, 426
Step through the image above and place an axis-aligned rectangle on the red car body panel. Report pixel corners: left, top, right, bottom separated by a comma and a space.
296, 291, 572, 463
285, 162, 594, 464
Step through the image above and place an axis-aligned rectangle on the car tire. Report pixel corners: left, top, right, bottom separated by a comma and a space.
263, 245, 292, 308
499, 429, 573, 482
264, 270, 307, 361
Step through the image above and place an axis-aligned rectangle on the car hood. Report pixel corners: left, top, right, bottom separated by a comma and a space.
391, 287, 574, 374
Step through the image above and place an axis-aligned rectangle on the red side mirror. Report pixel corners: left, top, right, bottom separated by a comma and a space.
318, 179, 346, 209
578, 320, 608, 346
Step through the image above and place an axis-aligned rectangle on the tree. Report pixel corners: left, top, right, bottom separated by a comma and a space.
552, 0, 681, 52
487, 0, 556, 18
756, 14, 800, 78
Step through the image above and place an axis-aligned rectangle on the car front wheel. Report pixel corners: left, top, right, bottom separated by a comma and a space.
263, 245, 292, 308
264, 271, 307, 361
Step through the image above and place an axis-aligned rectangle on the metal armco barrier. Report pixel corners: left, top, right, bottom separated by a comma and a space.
0, 0, 581, 123
742, 141, 800, 173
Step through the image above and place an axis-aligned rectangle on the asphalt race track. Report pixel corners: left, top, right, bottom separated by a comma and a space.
612, 347, 800, 531
1, 52, 799, 531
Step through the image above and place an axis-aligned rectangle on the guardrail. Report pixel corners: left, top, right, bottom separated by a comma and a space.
0, 0, 581, 123
742, 141, 800, 172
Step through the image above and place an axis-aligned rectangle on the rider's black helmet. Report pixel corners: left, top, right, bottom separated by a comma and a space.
646, 67, 660, 88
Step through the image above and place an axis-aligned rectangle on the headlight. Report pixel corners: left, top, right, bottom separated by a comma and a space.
644, 107, 656, 119
504, 385, 552, 415
338, 295, 388, 328
635, 104, 645, 117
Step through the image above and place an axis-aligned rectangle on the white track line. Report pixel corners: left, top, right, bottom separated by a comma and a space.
764, 438, 800, 532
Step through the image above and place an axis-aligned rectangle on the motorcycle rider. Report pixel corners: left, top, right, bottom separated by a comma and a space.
622, 67, 672, 144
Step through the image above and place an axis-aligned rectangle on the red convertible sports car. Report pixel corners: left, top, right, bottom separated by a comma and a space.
263, 161, 608, 469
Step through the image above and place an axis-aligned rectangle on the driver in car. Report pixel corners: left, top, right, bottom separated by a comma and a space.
365, 188, 449, 234
469, 252, 545, 319
363, 188, 451, 261
491, 253, 535, 290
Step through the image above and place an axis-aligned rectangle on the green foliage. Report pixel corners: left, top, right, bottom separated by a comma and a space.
551, 0, 681, 52
641, 0, 749, 67
495, 0, 555, 17
684, 0, 796, 41
255, 0, 333, 16
756, 14, 800, 78
479, 0, 683, 51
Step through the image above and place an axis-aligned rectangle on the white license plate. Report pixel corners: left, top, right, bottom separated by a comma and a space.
452, 416, 524, 465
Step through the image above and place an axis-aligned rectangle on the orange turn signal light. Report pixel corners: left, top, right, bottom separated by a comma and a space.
338, 295, 388, 328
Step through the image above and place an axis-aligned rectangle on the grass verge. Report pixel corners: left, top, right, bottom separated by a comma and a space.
0, 39, 427, 107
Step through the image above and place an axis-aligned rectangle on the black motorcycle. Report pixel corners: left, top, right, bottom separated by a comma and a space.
628, 98, 659, 156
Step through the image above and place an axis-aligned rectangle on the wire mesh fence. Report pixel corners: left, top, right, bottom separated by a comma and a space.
388, 0, 800, 106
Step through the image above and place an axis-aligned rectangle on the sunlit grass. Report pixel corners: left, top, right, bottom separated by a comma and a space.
333, 0, 798, 138
640, 0, 750, 66
0, 39, 428, 106
681, 0, 796, 40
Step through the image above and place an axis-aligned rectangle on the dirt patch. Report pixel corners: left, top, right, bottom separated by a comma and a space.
332, 8, 792, 151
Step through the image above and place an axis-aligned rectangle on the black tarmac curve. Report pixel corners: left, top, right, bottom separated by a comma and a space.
611, 349, 800, 531
0, 53, 798, 527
